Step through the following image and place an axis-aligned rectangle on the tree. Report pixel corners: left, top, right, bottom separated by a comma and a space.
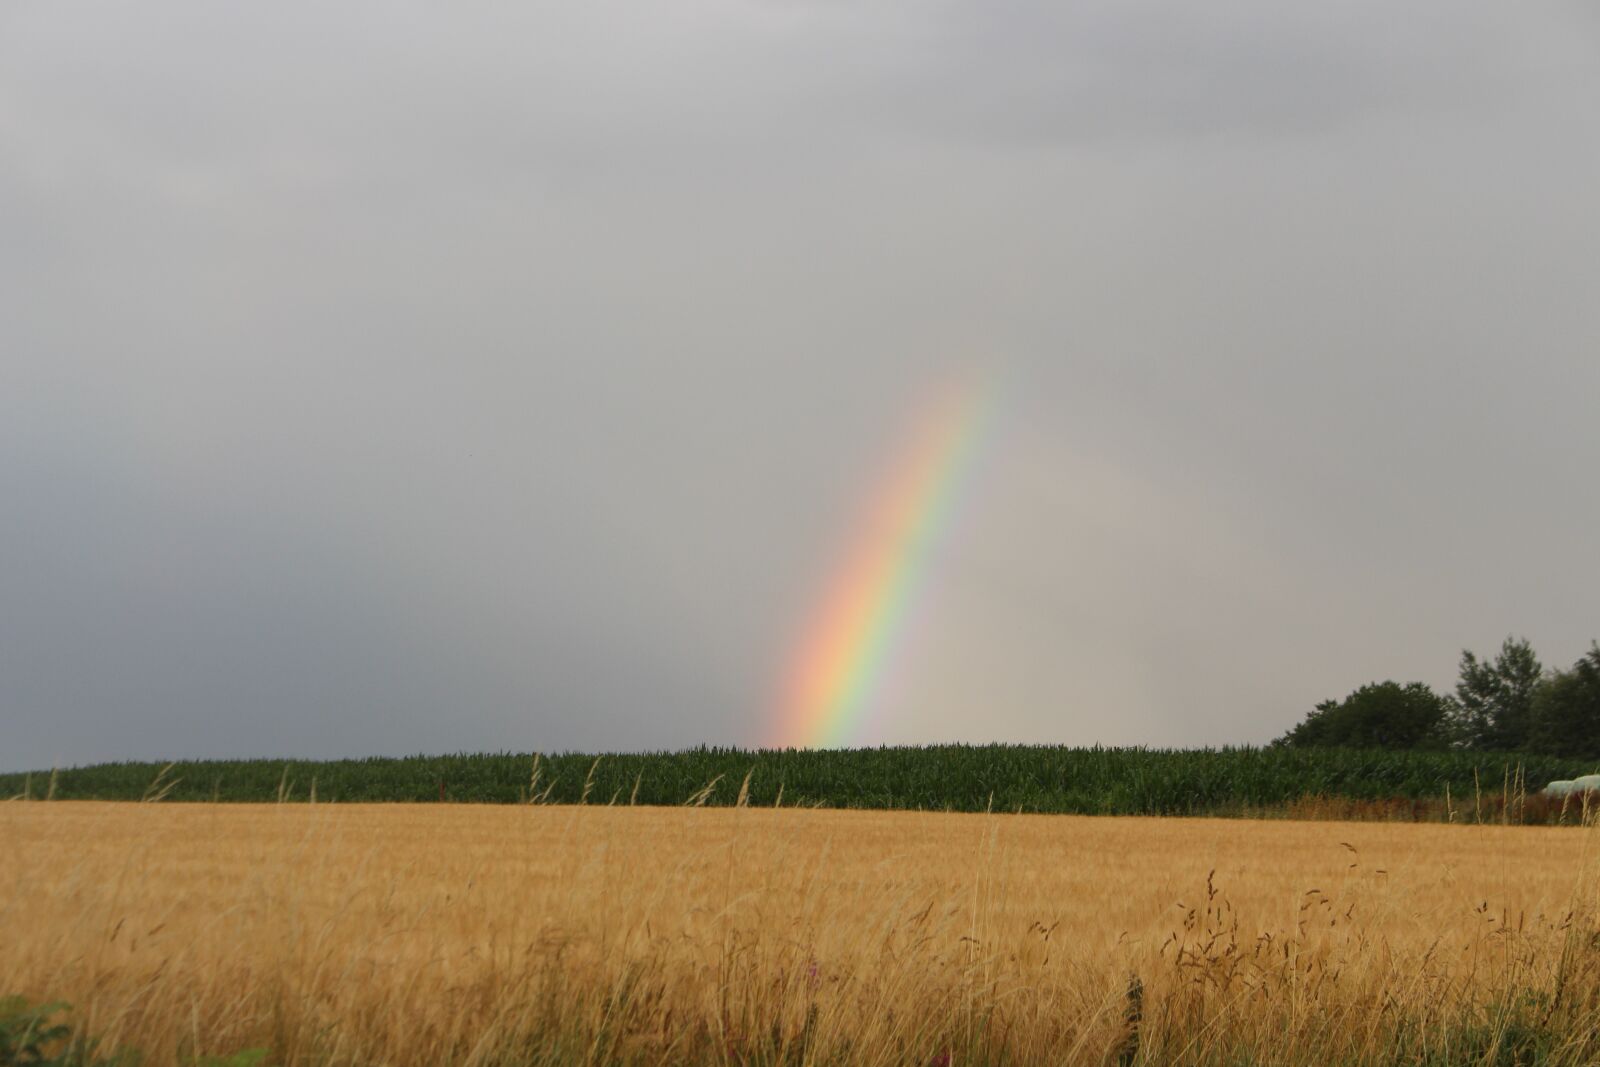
1276, 681, 1456, 749
1452, 636, 1543, 750
1527, 644, 1600, 758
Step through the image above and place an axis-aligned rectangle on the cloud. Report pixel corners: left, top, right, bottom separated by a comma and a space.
2, 0, 1598, 768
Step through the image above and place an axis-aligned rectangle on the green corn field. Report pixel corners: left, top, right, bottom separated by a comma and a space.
3, 745, 1594, 817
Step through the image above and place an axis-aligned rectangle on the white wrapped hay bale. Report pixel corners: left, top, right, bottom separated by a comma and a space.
1544, 777, 1600, 800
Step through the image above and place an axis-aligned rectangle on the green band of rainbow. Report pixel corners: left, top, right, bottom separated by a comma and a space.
772, 381, 990, 749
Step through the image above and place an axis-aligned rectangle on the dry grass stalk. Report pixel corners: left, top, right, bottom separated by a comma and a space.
579, 758, 601, 806
140, 763, 180, 804
683, 774, 723, 807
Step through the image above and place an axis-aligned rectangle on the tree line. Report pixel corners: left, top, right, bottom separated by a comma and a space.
1276, 637, 1600, 757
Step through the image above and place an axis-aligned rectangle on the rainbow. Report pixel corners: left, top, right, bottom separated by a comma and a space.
771, 379, 991, 749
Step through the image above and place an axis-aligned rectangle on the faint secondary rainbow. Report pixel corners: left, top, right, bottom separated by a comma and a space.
772, 379, 992, 749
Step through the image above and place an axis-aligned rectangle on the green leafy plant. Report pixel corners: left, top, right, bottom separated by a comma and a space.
0, 998, 263, 1067
0, 997, 72, 1066
189, 1052, 267, 1067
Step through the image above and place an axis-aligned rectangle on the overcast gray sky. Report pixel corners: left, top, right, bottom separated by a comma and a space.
4, 1, 1598, 770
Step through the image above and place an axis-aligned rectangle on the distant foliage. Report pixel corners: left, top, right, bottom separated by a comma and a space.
1452, 637, 1543, 751
1276, 682, 1454, 750
1528, 645, 1600, 759
4, 745, 1595, 815
1278, 636, 1600, 763
9, 635, 1599, 808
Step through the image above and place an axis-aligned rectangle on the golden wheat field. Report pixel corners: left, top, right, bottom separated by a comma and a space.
5, 803, 1600, 1066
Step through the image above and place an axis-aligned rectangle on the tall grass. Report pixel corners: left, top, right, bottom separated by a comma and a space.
5, 803, 1600, 1065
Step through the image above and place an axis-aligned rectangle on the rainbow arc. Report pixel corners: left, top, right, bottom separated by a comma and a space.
771, 380, 990, 749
